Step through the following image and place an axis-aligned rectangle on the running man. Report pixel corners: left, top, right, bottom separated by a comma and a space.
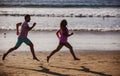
2, 14, 39, 61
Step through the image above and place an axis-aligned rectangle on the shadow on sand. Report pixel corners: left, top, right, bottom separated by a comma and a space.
6, 65, 69, 76
6, 65, 112, 76
0, 72, 8, 76
51, 65, 112, 76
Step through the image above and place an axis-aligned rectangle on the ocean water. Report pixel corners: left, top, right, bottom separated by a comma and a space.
0, 8, 120, 31
0, 0, 120, 31
0, 0, 120, 51
0, 0, 120, 7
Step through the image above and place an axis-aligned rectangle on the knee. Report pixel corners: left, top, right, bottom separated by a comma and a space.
29, 43, 34, 47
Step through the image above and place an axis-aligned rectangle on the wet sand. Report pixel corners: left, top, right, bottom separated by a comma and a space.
0, 30, 120, 51
0, 51, 120, 76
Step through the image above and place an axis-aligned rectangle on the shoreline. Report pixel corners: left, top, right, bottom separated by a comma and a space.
1, 29, 120, 32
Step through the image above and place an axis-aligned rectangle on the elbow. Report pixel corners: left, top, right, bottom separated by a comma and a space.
16, 23, 22, 26
16, 24, 18, 27
16, 24, 19, 28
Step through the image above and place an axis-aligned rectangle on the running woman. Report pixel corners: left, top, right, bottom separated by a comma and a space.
47, 19, 80, 62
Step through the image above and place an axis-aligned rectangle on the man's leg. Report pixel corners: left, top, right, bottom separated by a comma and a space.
25, 38, 39, 61
2, 38, 22, 60
2, 46, 18, 60
28, 43, 39, 61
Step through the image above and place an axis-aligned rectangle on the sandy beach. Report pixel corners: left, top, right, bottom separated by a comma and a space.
0, 51, 120, 76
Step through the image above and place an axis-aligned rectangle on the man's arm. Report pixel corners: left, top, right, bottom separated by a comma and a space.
28, 23, 36, 31
16, 22, 22, 35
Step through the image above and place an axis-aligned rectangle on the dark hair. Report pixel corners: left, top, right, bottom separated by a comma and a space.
24, 14, 30, 19
60, 19, 67, 32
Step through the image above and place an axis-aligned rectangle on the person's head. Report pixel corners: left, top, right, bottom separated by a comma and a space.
24, 14, 31, 22
60, 19, 67, 30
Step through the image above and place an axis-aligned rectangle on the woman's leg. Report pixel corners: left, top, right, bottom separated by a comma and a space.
64, 42, 80, 60
47, 43, 64, 62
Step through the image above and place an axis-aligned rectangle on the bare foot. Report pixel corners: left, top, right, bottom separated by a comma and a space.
74, 58, 80, 60
47, 56, 50, 63
33, 57, 39, 61
2, 53, 7, 60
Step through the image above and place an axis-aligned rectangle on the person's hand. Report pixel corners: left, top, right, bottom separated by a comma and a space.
71, 32, 74, 35
33, 22, 36, 26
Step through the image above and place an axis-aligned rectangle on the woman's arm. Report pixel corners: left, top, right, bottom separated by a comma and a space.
63, 30, 73, 37
68, 32, 74, 37
56, 30, 60, 39
62, 28, 74, 37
